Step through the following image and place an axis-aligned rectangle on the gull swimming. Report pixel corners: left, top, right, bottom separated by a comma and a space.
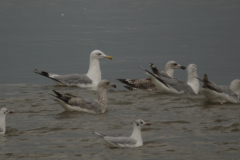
93, 119, 150, 148
0, 108, 12, 135
117, 61, 186, 91
51, 80, 117, 113
139, 64, 200, 94
34, 50, 113, 88
197, 74, 240, 104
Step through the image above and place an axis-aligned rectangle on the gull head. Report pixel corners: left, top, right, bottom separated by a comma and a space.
166, 61, 186, 70
0, 108, 12, 115
98, 79, 117, 89
230, 79, 240, 97
90, 50, 113, 60
134, 119, 150, 128
187, 64, 197, 75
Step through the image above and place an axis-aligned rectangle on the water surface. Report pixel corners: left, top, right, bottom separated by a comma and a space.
0, 1, 240, 159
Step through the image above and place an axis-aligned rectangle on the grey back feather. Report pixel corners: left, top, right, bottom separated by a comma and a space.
105, 137, 137, 145
53, 90, 102, 113
68, 97, 102, 113
200, 75, 238, 100
159, 71, 172, 78
160, 76, 195, 93
219, 85, 238, 100
54, 74, 92, 85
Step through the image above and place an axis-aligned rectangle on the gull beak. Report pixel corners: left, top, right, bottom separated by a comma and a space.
180, 66, 186, 70
104, 55, 113, 60
145, 123, 151, 126
111, 84, 117, 88
9, 111, 13, 113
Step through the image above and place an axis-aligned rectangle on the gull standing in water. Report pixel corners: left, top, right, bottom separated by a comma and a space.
117, 61, 186, 91
93, 119, 150, 148
139, 64, 200, 94
51, 80, 117, 113
34, 50, 113, 88
0, 108, 12, 135
197, 74, 240, 104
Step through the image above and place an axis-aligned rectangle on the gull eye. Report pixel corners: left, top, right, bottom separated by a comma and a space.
98, 53, 101, 55
106, 82, 110, 85
172, 63, 177, 66
140, 121, 143, 124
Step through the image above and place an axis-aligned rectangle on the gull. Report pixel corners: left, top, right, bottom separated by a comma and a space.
196, 74, 240, 104
51, 80, 117, 113
117, 61, 186, 91
0, 108, 13, 135
139, 64, 200, 94
93, 119, 150, 148
34, 50, 113, 88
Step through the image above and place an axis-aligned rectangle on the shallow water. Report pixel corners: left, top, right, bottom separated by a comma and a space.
0, 84, 240, 159
0, 1, 240, 160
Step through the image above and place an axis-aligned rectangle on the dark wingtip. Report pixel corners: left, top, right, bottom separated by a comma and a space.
117, 79, 127, 83
124, 86, 135, 90
149, 63, 155, 69
52, 90, 62, 97
33, 69, 39, 73
204, 74, 208, 79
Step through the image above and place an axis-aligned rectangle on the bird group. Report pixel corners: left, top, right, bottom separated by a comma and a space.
1, 50, 239, 148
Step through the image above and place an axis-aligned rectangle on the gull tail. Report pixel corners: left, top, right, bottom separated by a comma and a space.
117, 79, 136, 87
93, 131, 106, 138
197, 74, 220, 93
139, 66, 170, 88
202, 74, 219, 92
124, 86, 137, 90
51, 90, 70, 103
117, 79, 138, 90
34, 69, 50, 77
149, 63, 161, 76
34, 69, 62, 83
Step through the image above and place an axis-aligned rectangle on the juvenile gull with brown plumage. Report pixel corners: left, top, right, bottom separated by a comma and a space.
51, 80, 117, 114
117, 61, 186, 91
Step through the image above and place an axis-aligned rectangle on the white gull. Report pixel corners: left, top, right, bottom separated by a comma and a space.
0, 108, 12, 135
34, 50, 113, 88
93, 119, 150, 148
197, 74, 240, 104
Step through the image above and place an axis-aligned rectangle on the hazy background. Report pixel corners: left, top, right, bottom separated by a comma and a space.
0, 0, 239, 87
0, 1, 240, 160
